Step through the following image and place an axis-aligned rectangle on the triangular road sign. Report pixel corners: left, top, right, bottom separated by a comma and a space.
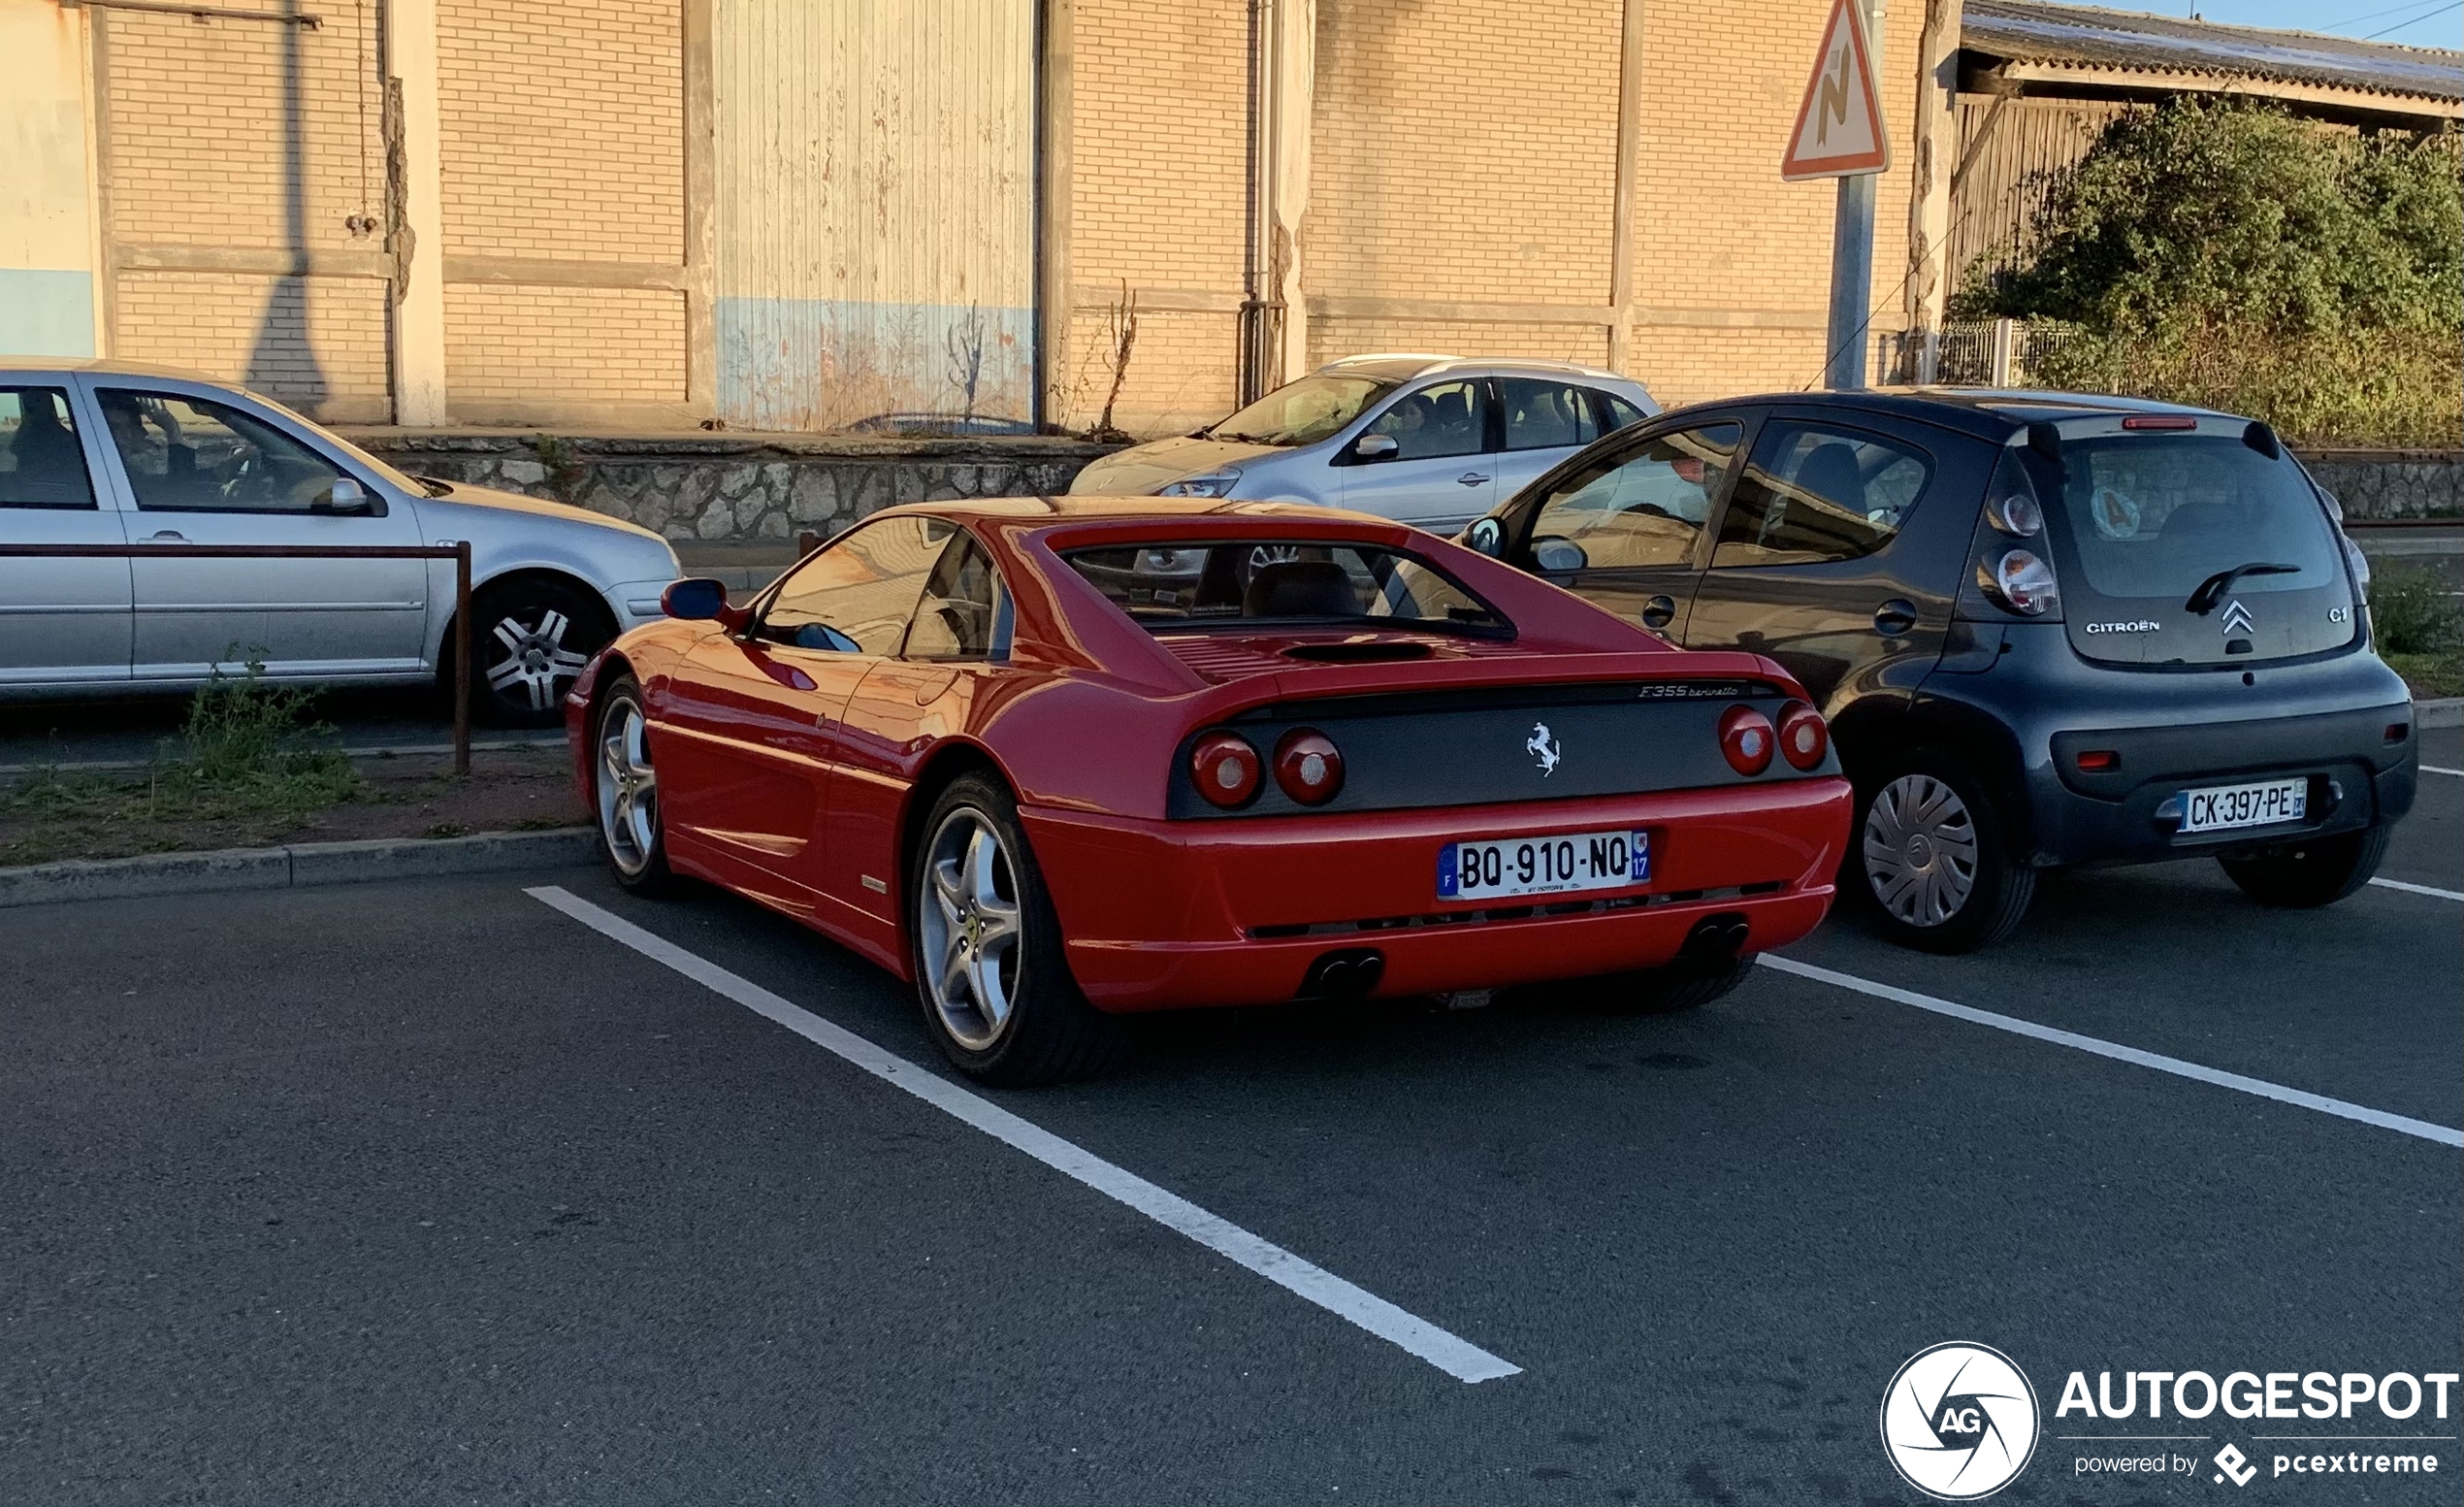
1782, 0, 1890, 180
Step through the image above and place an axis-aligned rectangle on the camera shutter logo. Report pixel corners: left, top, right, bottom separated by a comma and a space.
1879, 1342, 2041, 1499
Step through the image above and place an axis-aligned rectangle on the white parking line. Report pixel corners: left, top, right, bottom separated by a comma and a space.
2417, 765, 2462, 777
525, 885, 1522, 1385
2371, 876, 2464, 902
1757, 954, 2464, 1149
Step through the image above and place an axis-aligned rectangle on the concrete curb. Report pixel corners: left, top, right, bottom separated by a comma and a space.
2417, 698, 2462, 730
0, 827, 598, 909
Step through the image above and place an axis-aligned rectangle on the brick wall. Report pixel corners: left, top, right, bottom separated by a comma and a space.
1627, 0, 1920, 405
1062, 0, 1249, 435
1310, 0, 1623, 307
445, 283, 687, 403
114, 271, 390, 414
438, 0, 687, 416
100, 7, 390, 418
438, 0, 683, 264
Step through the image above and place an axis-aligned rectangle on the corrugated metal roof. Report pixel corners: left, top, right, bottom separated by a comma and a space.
1961, 0, 2464, 104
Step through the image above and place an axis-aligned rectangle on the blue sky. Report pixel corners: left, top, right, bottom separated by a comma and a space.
2037, 0, 2462, 47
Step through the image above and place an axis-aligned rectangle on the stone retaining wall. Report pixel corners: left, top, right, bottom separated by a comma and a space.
340, 432, 1123, 541
2297, 450, 2464, 521
337, 432, 2461, 541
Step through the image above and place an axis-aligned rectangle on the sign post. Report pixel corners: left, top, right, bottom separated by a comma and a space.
1782, 0, 1890, 389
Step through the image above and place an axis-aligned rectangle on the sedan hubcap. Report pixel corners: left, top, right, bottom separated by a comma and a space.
488, 607, 592, 712
597, 700, 658, 876
1863, 773, 1979, 928
918, 808, 1023, 1051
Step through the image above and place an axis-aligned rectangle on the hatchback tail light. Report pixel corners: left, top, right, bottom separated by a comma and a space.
1273, 729, 1345, 805
1958, 450, 2065, 625
1190, 731, 1261, 807
1986, 548, 2061, 616
1719, 704, 1775, 776
1775, 701, 1828, 770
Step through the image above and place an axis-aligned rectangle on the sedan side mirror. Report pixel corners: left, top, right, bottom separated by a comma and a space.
314, 476, 374, 513
662, 577, 751, 630
1532, 537, 1588, 573
1465, 517, 1505, 557
1349, 433, 1400, 462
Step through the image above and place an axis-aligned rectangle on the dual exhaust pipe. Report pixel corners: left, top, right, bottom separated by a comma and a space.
1292, 911, 1751, 1002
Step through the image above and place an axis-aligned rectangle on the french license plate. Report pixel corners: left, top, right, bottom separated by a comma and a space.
1439, 828, 1649, 901
2179, 776, 2308, 834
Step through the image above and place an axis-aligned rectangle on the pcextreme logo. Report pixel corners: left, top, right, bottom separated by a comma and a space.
1880, 1342, 2042, 1500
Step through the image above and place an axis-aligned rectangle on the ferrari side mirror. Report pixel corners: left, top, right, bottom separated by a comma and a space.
662, 577, 751, 630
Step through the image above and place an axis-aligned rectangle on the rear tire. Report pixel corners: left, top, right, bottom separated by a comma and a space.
910, 774, 1129, 1086
2218, 825, 2389, 908
592, 675, 672, 895
1851, 754, 2035, 953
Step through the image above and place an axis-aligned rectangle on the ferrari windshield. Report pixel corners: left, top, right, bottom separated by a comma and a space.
1063, 541, 1506, 632
1205, 375, 1395, 446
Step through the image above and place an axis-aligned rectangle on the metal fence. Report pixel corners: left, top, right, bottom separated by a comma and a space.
0, 541, 475, 774
1873, 319, 2084, 389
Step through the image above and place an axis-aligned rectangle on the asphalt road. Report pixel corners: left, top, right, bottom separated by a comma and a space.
3, 733, 2457, 1505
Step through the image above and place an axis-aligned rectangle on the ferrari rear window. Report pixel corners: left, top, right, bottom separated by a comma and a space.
1061, 541, 1508, 632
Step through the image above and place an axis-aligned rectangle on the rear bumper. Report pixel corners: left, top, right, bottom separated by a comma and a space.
1022, 778, 1851, 1010
2036, 706, 2417, 863
1922, 627, 2418, 868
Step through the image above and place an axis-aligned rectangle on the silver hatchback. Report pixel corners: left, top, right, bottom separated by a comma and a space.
1068, 354, 1658, 532
0, 359, 680, 725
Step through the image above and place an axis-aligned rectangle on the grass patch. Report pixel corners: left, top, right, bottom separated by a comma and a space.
2367, 568, 2464, 700
2383, 651, 2461, 701
0, 656, 363, 866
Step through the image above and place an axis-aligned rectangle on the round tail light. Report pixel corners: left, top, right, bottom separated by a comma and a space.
1190, 731, 1261, 807
1273, 729, 1345, 805
1776, 700, 1828, 770
1992, 549, 2060, 616
1719, 704, 1775, 776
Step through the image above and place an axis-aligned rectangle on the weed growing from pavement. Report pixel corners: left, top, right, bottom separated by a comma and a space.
0, 653, 362, 864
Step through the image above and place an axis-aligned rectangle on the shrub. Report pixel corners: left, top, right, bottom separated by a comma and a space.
1959, 100, 2461, 447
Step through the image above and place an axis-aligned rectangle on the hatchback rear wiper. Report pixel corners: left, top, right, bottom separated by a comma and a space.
2184, 561, 2298, 614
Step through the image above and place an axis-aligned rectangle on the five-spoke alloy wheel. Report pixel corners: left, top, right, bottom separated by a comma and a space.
908, 774, 1127, 1085
918, 805, 1026, 1052
470, 578, 614, 726
593, 675, 670, 892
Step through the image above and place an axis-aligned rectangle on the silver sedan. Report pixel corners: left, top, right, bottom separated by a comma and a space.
0, 359, 679, 725
1068, 354, 1658, 533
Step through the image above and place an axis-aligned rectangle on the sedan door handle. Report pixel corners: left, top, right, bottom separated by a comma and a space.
1456, 472, 1490, 486
1639, 594, 1677, 629
1873, 598, 1918, 636
146, 530, 189, 542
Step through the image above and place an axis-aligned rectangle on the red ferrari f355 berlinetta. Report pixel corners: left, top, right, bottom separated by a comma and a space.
567, 498, 1851, 1084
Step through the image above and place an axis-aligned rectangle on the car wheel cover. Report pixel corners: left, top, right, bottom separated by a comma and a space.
919, 806, 1025, 1051
597, 699, 659, 876
487, 606, 592, 712
1863, 773, 1980, 928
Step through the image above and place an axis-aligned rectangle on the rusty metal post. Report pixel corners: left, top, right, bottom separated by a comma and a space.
452, 541, 472, 776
